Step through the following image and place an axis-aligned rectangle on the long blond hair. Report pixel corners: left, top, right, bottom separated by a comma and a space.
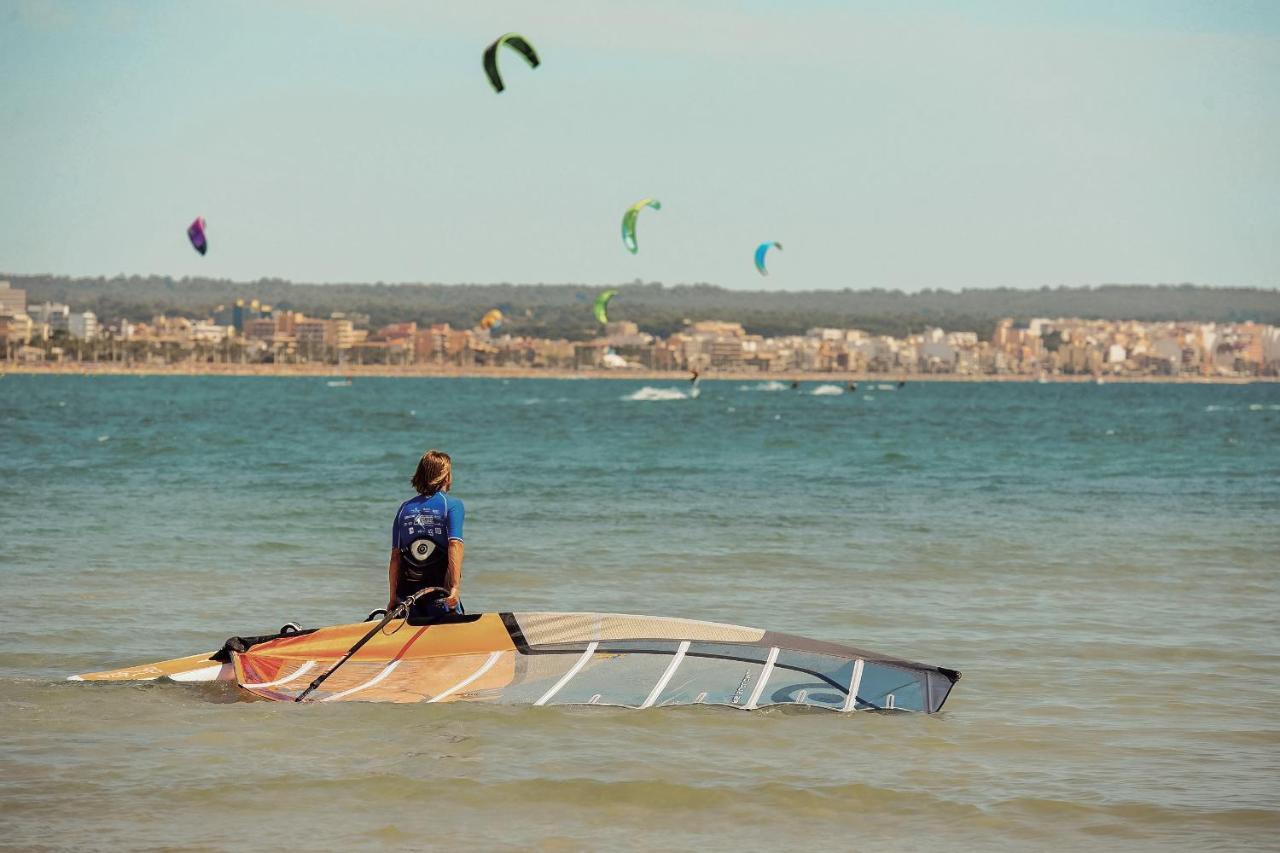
411, 450, 452, 496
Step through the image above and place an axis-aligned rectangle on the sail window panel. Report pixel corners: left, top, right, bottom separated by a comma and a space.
925, 670, 957, 712
492, 649, 595, 704
855, 662, 928, 711
753, 651, 856, 710
652, 643, 773, 708
545, 642, 684, 707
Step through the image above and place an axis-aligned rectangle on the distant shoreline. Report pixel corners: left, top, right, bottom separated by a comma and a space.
3, 363, 1274, 384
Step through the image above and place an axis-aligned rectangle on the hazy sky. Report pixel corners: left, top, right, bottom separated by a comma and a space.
2, 0, 1277, 290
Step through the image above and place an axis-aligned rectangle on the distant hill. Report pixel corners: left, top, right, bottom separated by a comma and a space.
7, 274, 1278, 341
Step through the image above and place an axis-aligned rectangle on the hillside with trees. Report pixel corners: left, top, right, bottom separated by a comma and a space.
8, 274, 1278, 341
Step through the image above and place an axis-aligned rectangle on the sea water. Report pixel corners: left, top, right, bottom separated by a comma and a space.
1, 376, 1277, 850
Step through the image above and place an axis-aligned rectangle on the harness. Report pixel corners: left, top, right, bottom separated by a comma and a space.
398, 493, 451, 593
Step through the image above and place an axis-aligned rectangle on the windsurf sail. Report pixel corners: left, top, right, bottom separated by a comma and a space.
72, 612, 959, 712
224, 612, 959, 711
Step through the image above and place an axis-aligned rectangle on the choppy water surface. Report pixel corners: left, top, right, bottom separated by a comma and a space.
1, 376, 1277, 850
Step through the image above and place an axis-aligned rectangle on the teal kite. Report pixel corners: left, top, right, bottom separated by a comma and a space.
754, 241, 782, 275
621, 198, 661, 254
483, 33, 540, 93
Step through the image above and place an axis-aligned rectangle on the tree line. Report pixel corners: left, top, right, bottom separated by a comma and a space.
8, 274, 1279, 341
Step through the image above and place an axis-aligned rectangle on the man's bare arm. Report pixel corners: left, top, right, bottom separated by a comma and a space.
445, 540, 464, 607
387, 548, 400, 611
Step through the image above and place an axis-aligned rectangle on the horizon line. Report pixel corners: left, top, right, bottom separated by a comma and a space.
4, 273, 1278, 295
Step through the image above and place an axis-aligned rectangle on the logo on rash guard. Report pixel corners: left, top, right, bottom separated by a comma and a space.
405, 509, 442, 537
409, 539, 437, 562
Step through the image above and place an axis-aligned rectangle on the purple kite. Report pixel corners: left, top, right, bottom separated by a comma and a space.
187, 217, 208, 256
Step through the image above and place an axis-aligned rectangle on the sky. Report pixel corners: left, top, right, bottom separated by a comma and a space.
1, 0, 1278, 291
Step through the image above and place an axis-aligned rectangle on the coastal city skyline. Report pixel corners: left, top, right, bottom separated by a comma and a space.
4, 280, 1277, 379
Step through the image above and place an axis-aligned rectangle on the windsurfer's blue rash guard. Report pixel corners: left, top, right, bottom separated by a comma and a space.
392, 492, 464, 601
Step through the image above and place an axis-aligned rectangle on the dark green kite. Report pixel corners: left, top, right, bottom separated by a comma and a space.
483, 33, 540, 93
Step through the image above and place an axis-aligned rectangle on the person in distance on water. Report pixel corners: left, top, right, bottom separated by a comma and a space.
388, 450, 465, 619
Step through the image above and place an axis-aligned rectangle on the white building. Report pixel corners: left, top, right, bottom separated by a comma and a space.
29, 302, 70, 330
68, 311, 98, 340
188, 321, 231, 344
1262, 326, 1280, 372
918, 328, 956, 369
1151, 337, 1182, 365
601, 350, 630, 369
806, 327, 847, 343
0, 281, 26, 316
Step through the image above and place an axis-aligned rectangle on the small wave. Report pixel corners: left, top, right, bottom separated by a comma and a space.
252, 541, 307, 552
738, 381, 789, 392
810, 384, 844, 396
876, 384, 896, 391
623, 387, 688, 402
1204, 405, 1226, 412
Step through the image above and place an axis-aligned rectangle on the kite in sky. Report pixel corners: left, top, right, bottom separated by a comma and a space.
593, 290, 617, 325
754, 241, 782, 275
187, 217, 207, 256
483, 33, 540, 93
621, 199, 661, 254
